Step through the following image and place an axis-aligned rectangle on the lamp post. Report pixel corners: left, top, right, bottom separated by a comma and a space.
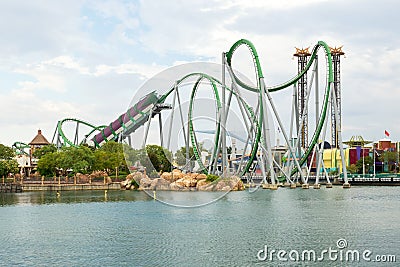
362, 155, 365, 178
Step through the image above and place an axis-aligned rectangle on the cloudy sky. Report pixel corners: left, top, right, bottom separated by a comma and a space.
0, 0, 399, 147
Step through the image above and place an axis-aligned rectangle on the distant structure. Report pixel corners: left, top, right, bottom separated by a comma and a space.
330, 46, 345, 148
324, 135, 371, 173
293, 47, 311, 149
343, 135, 372, 148
28, 129, 50, 167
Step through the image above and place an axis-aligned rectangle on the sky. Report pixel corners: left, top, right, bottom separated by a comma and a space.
0, 0, 399, 147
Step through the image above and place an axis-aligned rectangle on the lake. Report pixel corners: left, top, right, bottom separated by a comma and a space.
1, 186, 399, 266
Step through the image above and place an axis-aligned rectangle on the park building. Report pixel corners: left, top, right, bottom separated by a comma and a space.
373, 138, 399, 173
29, 129, 50, 167
322, 136, 371, 173
321, 136, 399, 174
14, 129, 51, 177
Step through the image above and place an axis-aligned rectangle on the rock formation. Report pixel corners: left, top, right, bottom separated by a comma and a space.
120, 169, 244, 191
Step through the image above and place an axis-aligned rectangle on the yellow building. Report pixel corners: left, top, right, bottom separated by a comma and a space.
323, 148, 349, 173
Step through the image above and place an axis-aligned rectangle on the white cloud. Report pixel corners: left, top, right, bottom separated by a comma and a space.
94, 62, 166, 78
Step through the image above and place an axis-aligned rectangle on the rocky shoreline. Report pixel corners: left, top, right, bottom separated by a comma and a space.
120, 169, 244, 191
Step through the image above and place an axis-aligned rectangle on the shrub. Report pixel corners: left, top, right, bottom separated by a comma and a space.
206, 174, 219, 182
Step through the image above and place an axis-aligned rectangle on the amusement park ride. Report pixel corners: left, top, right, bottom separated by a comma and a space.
16, 39, 349, 188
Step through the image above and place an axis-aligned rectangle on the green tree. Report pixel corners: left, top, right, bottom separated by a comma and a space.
379, 151, 398, 172
93, 148, 125, 174
32, 144, 57, 159
100, 141, 123, 153
93, 141, 127, 174
0, 159, 19, 177
175, 146, 195, 166
138, 145, 172, 173
123, 144, 139, 168
347, 164, 358, 174
175, 143, 206, 167
0, 144, 18, 177
355, 156, 373, 174
37, 152, 59, 177
0, 144, 15, 160
58, 146, 95, 175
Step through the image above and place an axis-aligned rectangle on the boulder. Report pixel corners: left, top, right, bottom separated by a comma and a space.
229, 176, 245, 191
150, 178, 170, 190
221, 186, 231, 191
76, 173, 89, 183
171, 170, 184, 180
139, 177, 152, 189
196, 173, 207, 180
175, 176, 197, 187
105, 176, 112, 184
215, 180, 228, 191
160, 172, 172, 182
196, 179, 209, 189
133, 172, 145, 184
125, 173, 135, 180
169, 182, 184, 191
201, 184, 215, 191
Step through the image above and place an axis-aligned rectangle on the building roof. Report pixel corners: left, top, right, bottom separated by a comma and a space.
29, 130, 50, 145
343, 135, 372, 147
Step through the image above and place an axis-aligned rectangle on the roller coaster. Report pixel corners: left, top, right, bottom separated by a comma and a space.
30, 39, 349, 186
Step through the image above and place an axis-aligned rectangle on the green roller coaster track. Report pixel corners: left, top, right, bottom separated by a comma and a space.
12, 142, 30, 155
223, 39, 333, 177
54, 38, 334, 179
56, 118, 106, 148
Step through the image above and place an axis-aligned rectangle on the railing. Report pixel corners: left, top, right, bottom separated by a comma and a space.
338, 173, 400, 183
4, 174, 127, 185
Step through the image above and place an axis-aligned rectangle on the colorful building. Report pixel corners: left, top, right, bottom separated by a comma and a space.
323, 136, 371, 173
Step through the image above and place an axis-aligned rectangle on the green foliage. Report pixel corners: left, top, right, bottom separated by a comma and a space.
37, 152, 59, 177
347, 164, 358, 174
175, 143, 206, 167
329, 169, 338, 176
0, 144, 15, 160
93, 141, 128, 174
175, 146, 194, 166
37, 145, 95, 176
130, 179, 139, 189
35, 142, 172, 177
378, 151, 397, 163
355, 156, 373, 174
100, 141, 123, 153
378, 151, 398, 172
206, 174, 219, 182
58, 146, 95, 175
143, 145, 172, 172
0, 144, 18, 177
0, 159, 19, 177
32, 144, 57, 159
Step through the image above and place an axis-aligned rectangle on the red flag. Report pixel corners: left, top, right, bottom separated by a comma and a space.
385, 130, 390, 137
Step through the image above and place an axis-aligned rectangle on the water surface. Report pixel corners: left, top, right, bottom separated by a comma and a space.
1, 187, 399, 266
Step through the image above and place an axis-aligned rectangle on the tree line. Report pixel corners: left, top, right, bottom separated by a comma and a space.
36, 141, 173, 177
3, 141, 400, 178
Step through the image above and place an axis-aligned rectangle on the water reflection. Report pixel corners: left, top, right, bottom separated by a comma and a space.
0, 190, 153, 206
